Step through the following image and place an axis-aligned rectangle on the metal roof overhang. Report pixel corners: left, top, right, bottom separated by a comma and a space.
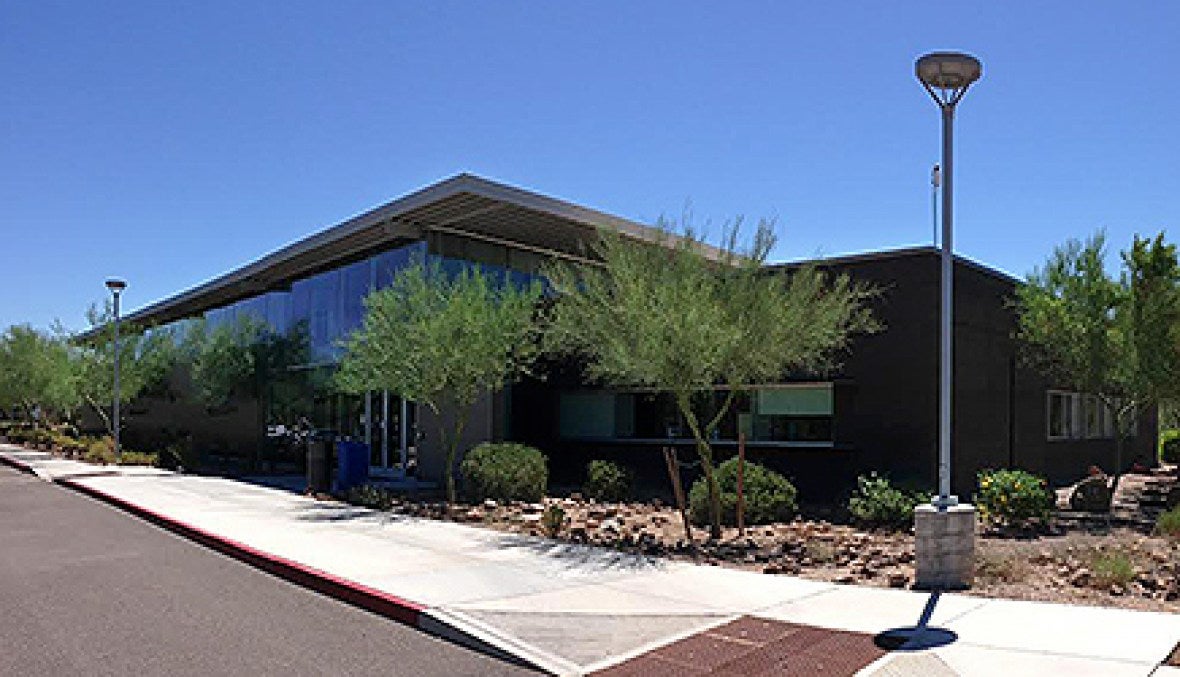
118, 173, 728, 329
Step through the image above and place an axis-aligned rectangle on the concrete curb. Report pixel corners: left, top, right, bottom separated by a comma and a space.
0, 451, 34, 474
51, 475, 554, 674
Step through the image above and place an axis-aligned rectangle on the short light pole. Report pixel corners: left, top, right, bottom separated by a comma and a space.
913, 51, 982, 590
106, 278, 127, 462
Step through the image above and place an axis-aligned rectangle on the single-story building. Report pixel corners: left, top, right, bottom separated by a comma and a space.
111, 173, 1157, 500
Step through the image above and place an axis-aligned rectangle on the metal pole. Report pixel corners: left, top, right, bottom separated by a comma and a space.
112, 290, 122, 462
938, 104, 955, 506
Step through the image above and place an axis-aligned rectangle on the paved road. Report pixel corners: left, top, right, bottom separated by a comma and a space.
0, 466, 534, 676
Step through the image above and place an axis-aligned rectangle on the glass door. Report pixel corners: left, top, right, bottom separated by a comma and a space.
366, 390, 416, 477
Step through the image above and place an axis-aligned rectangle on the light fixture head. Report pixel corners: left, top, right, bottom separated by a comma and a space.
105, 278, 127, 292
916, 51, 982, 106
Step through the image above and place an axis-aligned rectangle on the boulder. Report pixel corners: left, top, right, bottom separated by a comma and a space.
1069, 476, 1113, 512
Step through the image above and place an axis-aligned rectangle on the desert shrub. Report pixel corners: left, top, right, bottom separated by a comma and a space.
460, 443, 547, 503
345, 484, 395, 510
583, 460, 633, 503
116, 451, 159, 466
847, 473, 926, 529
1157, 506, 1180, 540
82, 436, 116, 465
1090, 551, 1136, 588
1162, 432, 1180, 464
541, 503, 566, 537
975, 469, 1054, 529
803, 540, 837, 564
974, 549, 1030, 584
689, 458, 797, 527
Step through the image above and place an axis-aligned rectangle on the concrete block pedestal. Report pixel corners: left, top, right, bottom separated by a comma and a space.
914, 503, 976, 590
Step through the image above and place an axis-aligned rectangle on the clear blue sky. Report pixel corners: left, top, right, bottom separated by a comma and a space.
3, 2, 1177, 330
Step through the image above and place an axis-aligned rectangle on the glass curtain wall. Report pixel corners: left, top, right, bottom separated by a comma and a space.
145, 235, 548, 472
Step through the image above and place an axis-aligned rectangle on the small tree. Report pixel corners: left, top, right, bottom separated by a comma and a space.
544, 221, 878, 539
336, 262, 544, 503
0, 324, 76, 425
72, 304, 176, 436
1016, 231, 1180, 472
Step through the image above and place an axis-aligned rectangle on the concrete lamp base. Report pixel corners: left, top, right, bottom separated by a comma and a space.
913, 503, 976, 590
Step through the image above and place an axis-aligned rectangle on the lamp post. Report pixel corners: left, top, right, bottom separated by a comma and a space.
913, 51, 981, 590
916, 51, 982, 507
105, 278, 127, 462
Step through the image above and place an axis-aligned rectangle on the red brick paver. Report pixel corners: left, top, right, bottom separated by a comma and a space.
594, 616, 888, 677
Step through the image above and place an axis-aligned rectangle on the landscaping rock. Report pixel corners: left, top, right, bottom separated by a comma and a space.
1070, 476, 1113, 512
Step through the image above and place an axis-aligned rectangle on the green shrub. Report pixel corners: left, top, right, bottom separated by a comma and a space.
689, 458, 797, 527
975, 469, 1054, 528
584, 460, 633, 503
82, 436, 116, 465
1090, 551, 1136, 588
460, 443, 548, 503
1157, 506, 1180, 539
847, 473, 925, 530
541, 503, 566, 537
345, 484, 395, 510
1162, 431, 1180, 464
116, 451, 159, 466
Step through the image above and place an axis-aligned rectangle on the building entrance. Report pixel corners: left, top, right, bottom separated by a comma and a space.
365, 390, 417, 477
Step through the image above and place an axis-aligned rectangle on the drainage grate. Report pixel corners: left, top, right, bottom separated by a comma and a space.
594, 616, 889, 677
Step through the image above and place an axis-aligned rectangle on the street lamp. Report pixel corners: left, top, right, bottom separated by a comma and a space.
914, 51, 981, 590
105, 278, 127, 462
916, 51, 982, 507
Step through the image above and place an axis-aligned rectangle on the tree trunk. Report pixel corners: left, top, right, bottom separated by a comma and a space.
84, 395, 114, 437
698, 440, 721, 540
433, 398, 471, 506
677, 394, 724, 540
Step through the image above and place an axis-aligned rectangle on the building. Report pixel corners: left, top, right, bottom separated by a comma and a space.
113, 174, 1157, 500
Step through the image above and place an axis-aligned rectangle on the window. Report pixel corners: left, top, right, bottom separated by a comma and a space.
557, 384, 834, 444
1082, 395, 1104, 439
1048, 391, 1124, 441
1047, 391, 1077, 440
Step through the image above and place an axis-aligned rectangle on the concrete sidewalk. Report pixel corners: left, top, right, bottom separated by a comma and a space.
4, 445, 1178, 676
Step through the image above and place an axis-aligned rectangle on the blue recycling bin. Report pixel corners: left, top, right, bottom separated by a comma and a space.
335, 440, 369, 492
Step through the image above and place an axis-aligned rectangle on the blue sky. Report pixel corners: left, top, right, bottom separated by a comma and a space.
2, 2, 1177, 330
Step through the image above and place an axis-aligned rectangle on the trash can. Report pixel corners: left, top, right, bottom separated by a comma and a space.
306, 434, 334, 494
335, 440, 369, 492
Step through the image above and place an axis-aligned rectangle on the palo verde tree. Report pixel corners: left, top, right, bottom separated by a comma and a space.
544, 220, 879, 539
0, 324, 77, 424
336, 261, 545, 503
72, 303, 176, 436
1016, 230, 1180, 472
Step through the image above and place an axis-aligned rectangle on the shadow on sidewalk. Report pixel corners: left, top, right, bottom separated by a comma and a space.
873, 591, 958, 651
488, 531, 670, 573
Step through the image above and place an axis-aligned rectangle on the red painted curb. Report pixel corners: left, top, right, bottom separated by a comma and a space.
55, 477, 427, 627
0, 452, 34, 474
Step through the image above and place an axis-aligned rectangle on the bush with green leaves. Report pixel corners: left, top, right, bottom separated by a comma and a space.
688, 458, 797, 527
1090, 551, 1136, 588
1161, 432, 1180, 464
460, 442, 548, 503
583, 460, 633, 503
847, 473, 925, 530
541, 503, 566, 537
975, 469, 1054, 528
1157, 506, 1180, 540
116, 451, 159, 467
344, 484, 396, 510
83, 436, 116, 465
